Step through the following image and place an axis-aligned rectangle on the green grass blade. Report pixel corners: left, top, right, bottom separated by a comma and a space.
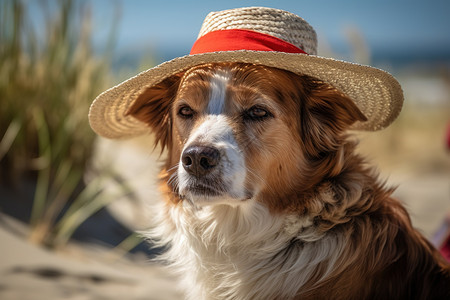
52, 171, 135, 247
0, 118, 21, 161
29, 108, 51, 228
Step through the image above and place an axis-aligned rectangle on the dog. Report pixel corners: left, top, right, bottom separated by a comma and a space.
126, 62, 450, 299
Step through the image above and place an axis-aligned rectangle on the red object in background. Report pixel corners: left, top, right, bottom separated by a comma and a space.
441, 235, 450, 262
446, 122, 450, 151
439, 123, 450, 261
439, 122, 450, 261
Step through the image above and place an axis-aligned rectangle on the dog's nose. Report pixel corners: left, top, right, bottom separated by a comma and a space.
182, 146, 220, 177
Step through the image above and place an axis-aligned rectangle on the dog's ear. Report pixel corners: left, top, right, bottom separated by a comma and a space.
126, 73, 184, 150
300, 78, 367, 159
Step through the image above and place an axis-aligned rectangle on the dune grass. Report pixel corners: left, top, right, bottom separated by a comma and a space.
0, 0, 129, 247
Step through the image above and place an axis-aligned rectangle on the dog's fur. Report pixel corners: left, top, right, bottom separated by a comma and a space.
127, 63, 450, 299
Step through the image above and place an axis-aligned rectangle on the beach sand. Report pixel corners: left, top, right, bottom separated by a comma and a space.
0, 213, 182, 300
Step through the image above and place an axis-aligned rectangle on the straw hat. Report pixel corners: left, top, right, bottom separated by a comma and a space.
89, 7, 403, 139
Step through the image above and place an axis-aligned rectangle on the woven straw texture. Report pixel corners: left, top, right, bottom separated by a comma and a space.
198, 7, 317, 55
89, 7, 403, 139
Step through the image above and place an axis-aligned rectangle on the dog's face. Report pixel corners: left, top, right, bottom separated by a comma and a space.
128, 63, 366, 212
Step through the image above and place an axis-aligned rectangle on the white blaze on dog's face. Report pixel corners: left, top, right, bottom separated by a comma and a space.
171, 64, 307, 207
176, 71, 247, 205
175, 70, 248, 205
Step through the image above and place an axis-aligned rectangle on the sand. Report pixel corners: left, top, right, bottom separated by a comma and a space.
0, 213, 182, 300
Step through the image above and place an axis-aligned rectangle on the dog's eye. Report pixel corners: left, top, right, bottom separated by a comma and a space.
244, 106, 272, 121
178, 105, 195, 118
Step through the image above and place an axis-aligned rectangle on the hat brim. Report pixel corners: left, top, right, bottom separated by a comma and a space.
89, 50, 403, 139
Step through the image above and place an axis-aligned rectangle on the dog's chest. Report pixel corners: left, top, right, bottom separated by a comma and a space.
165, 204, 333, 299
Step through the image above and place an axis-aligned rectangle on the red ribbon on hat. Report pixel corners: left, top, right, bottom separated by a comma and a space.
190, 29, 308, 55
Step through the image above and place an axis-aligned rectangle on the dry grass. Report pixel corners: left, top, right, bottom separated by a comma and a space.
0, 0, 129, 247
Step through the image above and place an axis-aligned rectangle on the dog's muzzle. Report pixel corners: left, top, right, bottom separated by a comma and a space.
177, 115, 249, 204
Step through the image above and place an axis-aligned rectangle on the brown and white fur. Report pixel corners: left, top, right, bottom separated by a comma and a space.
127, 63, 450, 299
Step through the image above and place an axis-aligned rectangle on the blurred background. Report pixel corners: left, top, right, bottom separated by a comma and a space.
1, 0, 449, 299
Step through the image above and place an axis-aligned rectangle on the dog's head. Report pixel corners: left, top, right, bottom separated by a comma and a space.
127, 63, 366, 212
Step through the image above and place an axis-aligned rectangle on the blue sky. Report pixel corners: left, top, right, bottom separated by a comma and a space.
97, 1, 450, 54
29, 0, 450, 65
